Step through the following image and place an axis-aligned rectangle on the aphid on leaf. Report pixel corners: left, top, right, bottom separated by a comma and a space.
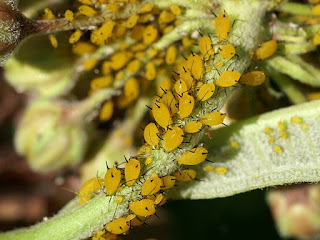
141, 174, 162, 196
183, 121, 203, 133
215, 11, 230, 43
152, 102, 173, 129
125, 158, 141, 186
163, 127, 184, 152
144, 123, 160, 147
196, 83, 215, 101
200, 112, 226, 126
219, 44, 236, 60
174, 169, 197, 181
215, 70, 241, 87
104, 163, 122, 196
179, 93, 195, 119
255, 39, 278, 59
176, 147, 208, 165
106, 218, 130, 234
129, 199, 156, 217
239, 71, 265, 86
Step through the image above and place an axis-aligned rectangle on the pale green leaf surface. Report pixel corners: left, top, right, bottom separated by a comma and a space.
169, 100, 320, 200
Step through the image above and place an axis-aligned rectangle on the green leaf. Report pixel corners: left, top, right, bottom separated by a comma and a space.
169, 100, 320, 200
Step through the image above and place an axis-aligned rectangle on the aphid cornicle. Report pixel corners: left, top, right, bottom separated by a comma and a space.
104, 165, 122, 196
183, 121, 203, 134
106, 218, 130, 234
215, 70, 241, 87
144, 123, 160, 147
215, 11, 230, 43
176, 147, 208, 165
125, 158, 141, 186
141, 174, 162, 196
163, 126, 184, 152
129, 199, 156, 217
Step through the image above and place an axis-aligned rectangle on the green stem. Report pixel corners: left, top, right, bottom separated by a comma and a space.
278, 2, 312, 16
0, 1, 268, 239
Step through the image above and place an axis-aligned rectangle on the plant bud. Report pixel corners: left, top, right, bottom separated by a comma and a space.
267, 184, 320, 239
0, 0, 36, 66
15, 99, 90, 172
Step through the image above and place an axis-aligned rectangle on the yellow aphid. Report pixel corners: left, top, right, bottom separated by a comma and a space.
101, 61, 112, 75
203, 165, 215, 172
215, 61, 224, 68
104, 167, 121, 196
91, 76, 113, 90
215, 167, 227, 174
313, 33, 320, 45
196, 83, 215, 101
152, 102, 172, 129
124, 77, 140, 102
65, 10, 74, 21
273, 146, 282, 153
268, 136, 274, 143
125, 158, 141, 186
143, 25, 158, 45
166, 45, 177, 65
174, 169, 197, 181
179, 93, 195, 119
139, 13, 152, 23
215, 70, 241, 87
280, 132, 287, 139
182, 36, 194, 48
78, 178, 104, 205
126, 15, 139, 28
144, 123, 160, 147
145, 62, 157, 80
78, 5, 97, 17
99, 101, 114, 121
291, 117, 302, 124
72, 42, 96, 55
83, 58, 98, 71
116, 195, 123, 204
219, 44, 236, 60
187, 54, 204, 80
131, 25, 145, 40
158, 91, 177, 116
78, 0, 93, 5
174, 79, 188, 96
140, 3, 153, 13
199, 36, 214, 60
200, 112, 226, 126
215, 12, 230, 43
156, 77, 172, 95
106, 3, 120, 12
44, 8, 55, 20
170, 5, 181, 15
176, 147, 208, 165
230, 140, 239, 149
240, 71, 266, 86
48, 34, 58, 48
301, 124, 309, 130
264, 127, 272, 134
164, 127, 184, 152
147, 47, 158, 59
278, 121, 285, 132
91, 21, 116, 46
312, 4, 320, 14
161, 176, 176, 190
129, 199, 156, 217
159, 10, 176, 24
255, 39, 278, 59
183, 121, 202, 133
141, 175, 162, 196
106, 218, 130, 234
145, 156, 152, 165
126, 59, 141, 73
69, 30, 83, 44
110, 51, 132, 70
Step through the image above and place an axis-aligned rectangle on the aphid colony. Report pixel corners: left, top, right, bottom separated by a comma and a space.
42, 2, 279, 238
